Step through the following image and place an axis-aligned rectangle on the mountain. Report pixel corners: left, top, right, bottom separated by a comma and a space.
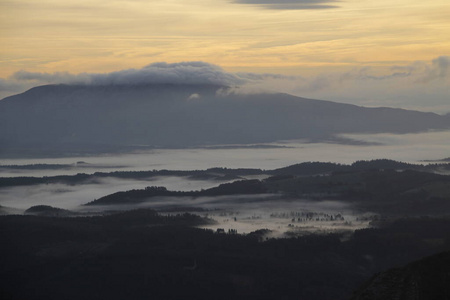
1, 83, 449, 156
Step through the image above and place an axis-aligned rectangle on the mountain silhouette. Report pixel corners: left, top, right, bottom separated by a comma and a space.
1, 83, 449, 156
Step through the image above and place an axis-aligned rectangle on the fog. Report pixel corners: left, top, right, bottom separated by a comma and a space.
0, 173, 374, 236
77, 194, 373, 237
0, 176, 234, 211
1, 131, 450, 177
195, 198, 372, 237
1, 130, 448, 235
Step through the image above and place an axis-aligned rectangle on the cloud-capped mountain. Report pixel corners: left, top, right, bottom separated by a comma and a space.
1, 83, 449, 156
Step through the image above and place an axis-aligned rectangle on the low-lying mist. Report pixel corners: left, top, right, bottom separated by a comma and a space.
0, 176, 234, 210
1, 131, 450, 177
195, 197, 373, 237
0, 173, 375, 236
2, 131, 447, 235
78, 194, 373, 237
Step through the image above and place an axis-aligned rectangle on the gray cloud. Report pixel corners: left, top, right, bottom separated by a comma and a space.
289, 57, 450, 94
434, 56, 450, 77
287, 57, 450, 112
418, 56, 450, 83
236, 72, 298, 81
0, 77, 38, 100
12, 71, 89, 85
90, 62, 245, 86
11, 62, 245, 87
1, 57, 449, 113
1, 62, 246, 100
231, 0, 339, 10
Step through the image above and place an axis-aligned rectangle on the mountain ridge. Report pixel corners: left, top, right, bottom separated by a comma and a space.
1, 83, 449, 156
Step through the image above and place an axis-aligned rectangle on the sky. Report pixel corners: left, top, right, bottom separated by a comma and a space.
1, 0, 449, 112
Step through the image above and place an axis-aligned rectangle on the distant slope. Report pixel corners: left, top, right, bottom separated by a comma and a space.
1, 83, 449, 156
85, 179, 267, 206
78, 162, 450, 216
265, 168, 450, 215
24, 205, 75, 217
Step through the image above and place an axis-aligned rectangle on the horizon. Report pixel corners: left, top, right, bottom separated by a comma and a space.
1, 0, 450, 112
1, 58, 449, 114
2, 2, 450, 299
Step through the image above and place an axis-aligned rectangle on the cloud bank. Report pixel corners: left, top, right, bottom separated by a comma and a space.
231, 0, 339, 10
289, 56, 450, 112
233, 56, 450, 113
1, 56, 449, 113
12, 62, 245, 87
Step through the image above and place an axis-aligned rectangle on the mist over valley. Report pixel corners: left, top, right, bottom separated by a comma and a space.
2, 156, 450, 300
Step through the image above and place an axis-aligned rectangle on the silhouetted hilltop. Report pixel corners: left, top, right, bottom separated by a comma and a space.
270, 162, 346, 176
200, 179, 267, 196
79, 164, 450, 216
85, 179, 267, 206
264, 169, 450, 215
1, 159, 449, 189
24, 205, 75, 217
1, 84, 449, 156
0, 168, 257, 188
2, 159, 450, 216
270, 159, 424, 176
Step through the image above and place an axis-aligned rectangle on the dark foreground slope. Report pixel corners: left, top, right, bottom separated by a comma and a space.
351, 250, 450, 300
1, 84, 449, 156
1, 210, 450, 300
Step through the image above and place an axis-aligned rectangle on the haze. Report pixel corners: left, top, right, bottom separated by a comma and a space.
1, 0, 450, 112
2, 1, 450, 299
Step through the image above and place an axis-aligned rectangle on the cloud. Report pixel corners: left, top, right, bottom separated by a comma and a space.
0, 78, 24, 93
0, 62, 245, 100
416, 56, 450, 83
90, 62, 245, 86
433, 56, 450, 78
217, 56, 450, 113
236, 72, 298, 81
0, 77, 40, 100
11, 62, 246, 87
285, 57, 450, 112
1, 57, 449, 113
187, 93, 201, 101
231, 0, 340, 10
1, 62, 295, 99
12, 71, 90, 85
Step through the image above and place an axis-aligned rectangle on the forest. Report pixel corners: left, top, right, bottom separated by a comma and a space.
1, 159, 450, 299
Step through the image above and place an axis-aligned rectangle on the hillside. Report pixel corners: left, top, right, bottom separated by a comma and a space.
351, 251, 450, 300
2, 209, 450, 300
80, 164, 450, 216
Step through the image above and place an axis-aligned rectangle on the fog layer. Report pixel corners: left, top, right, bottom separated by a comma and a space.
2, 131, 450, 177
0, 177, 234, 210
